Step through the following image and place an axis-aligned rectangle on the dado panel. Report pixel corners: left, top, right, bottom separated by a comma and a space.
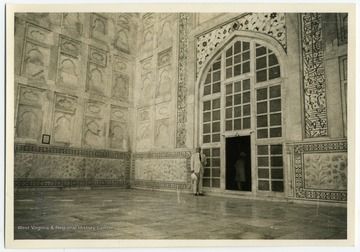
14, 145, 131, 188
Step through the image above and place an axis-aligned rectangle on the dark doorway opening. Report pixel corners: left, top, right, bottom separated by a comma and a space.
226, 136, 251, 191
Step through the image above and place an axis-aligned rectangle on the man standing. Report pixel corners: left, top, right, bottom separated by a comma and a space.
191, 147, 207, 196
235, 152, 246, 190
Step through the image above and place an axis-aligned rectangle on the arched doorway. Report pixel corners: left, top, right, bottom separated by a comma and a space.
197, 34, 286, 197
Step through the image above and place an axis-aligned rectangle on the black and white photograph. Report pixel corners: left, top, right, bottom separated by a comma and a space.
4, 2, 357, 249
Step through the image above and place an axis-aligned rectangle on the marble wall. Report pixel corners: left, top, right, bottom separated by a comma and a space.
14, 13, 136, 150
191, 13, 348, 202
130, 13, 197, 191
13, 13, 348, 200
14, 13, 137, 186
133, 13, 179, 152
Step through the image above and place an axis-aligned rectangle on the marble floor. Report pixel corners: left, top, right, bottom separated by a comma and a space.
13, 188, 347, 240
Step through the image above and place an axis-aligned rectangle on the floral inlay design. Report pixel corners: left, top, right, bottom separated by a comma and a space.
196, 13, 286, 76
134, 159, 187, 182
14, 153, 127, 180
294, 141, 347, 202
304, 153, 347, 191
14, 145, 131, 188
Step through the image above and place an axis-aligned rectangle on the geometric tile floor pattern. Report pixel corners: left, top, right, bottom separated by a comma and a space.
14, 188, 347, 240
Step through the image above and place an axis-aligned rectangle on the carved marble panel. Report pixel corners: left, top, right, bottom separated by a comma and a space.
116, 14, 131, 27
88, 46, 107, 67
86, 63, 106, 95
159, 19, 172, 37
53, 112, 74, 144
18, 85, 44, 106
294, 141, 347, 201
142, 13, 154, 29
26, 13, 52, 28
82, 116, 104, 149
53, 93, 77, 144
158, 47, 172, 67
158, 18, 174, 47
16, 85, 44, 141
138, 107, 150, 122
140, 73, 153, 100
56, 53, 80, 87
155, 118, 172, 148
26, 23, 53, 45
141, 26, 154, 54
111, 105, 127, 122
85, 100, 105, 118
156, 65, 172, 97
113, 55, 130, 73
136, 121, 151, 151
156, 102, 170, 120
90, 13, 108, 42
140, 57, 153, 75
113, 24, 130, 53
59, 36, 81, 57
22, 41, 50, 81
54, 93, 77, 113
109, 121, 128, 150
16, 105, 43, 140
61, 13, 83, 36
304, 153, 347, 191
134, 158, 187, 182
112, 71, 129, 101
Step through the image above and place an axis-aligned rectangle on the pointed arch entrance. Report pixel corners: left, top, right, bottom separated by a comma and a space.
196, 32, 287, 197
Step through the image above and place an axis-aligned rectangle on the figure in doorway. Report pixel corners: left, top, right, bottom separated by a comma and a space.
235, 152, 246, 190
191, 147, 207, 196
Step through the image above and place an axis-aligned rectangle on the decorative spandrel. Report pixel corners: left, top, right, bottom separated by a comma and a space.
196, 13, 286, 77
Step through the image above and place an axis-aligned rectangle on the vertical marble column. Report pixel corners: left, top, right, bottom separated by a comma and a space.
301, 13, 328, 138
176, 13, 189, 148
